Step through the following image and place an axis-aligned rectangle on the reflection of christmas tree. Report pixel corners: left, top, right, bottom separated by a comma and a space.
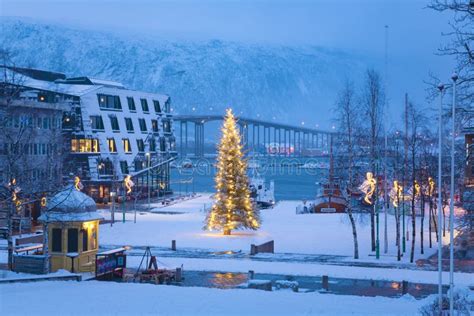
205, 109, 260, 235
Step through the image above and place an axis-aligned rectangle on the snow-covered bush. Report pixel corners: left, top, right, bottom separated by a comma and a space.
419, 288, 473, 316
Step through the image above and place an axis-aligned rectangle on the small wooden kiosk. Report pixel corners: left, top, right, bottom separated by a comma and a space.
39, 185, 103, 273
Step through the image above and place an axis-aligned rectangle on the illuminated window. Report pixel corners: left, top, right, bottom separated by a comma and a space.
123, 138, 132, 153
162, 120, 171, 133
71, 139, 100, 153
97, 94, 122, 110
107, 138, 117, 153
151, 119, 159, 132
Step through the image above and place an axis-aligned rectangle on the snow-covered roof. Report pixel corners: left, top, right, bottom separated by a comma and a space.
38, 185, 103, 223
88, 78, 124, 88
39, 211, 103, 223
38, 212, 104, 222
21, 75, 102, 97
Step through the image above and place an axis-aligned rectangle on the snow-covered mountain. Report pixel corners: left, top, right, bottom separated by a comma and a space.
0, 18, 368, 127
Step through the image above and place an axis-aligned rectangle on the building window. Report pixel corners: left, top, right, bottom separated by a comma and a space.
140, 98, 149, 113
98, 158, 114, 175
107, 138, 117, 153
153, 100, 161, 113
52, 228, 62, 252
163, 120, 171, 133
138, 119, 147, 132
120, 161, 129, 174
127, 97, 136, 111
109, 115, 120, 131
71, 139, 100, 153
170, 137, 176, 151
82, 229, 88, 252
136, 139, 145, 152
160, 137, 166, 152
67, 228, 78, 253
149, 138, 156, 152
123, 138, 132, 153
90, 116, 105, 130
124, 118, 134, 132
151, 119, 159, 132
164, 98, 171, 113
134, 159, 143, 171
97, 94, 122, 110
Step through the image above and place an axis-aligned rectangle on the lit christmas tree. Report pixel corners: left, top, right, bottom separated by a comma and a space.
205, 108, 260, 235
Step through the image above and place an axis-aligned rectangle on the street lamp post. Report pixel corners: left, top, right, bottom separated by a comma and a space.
376, 162, 380, 259
449, 73, 458, 315
110, 192, 116, 226
437, 83, 445, 313
146, 152, 151, 211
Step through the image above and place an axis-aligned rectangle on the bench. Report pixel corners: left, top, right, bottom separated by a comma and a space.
14, 244, 43, 255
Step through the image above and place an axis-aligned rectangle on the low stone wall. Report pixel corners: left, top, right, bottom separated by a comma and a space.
250, 240, 274, 255
13, 254, 49, 274
248, 280, 272, 291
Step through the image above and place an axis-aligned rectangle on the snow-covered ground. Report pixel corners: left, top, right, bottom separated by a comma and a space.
0, 194, 469, 316
0, 280, 434, 316
99, 194, 452, 264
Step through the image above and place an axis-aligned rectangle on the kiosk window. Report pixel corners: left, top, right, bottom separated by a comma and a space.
52, 228, 62, 252
82, 229, 88, 251
67, 228, 78, 253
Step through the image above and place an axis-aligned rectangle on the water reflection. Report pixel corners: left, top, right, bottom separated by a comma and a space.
210, 272, 248, 288
182, 271, 449, 298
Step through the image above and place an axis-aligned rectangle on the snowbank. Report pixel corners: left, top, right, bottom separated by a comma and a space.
0, 280, 429, 315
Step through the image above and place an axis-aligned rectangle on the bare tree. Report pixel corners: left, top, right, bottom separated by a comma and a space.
334, 79, 359, 259
406, 101, 426, 263
428, 1, 474, 117
389, 129, 403, 261
361, 69, 384, 252
0, 49, 64, 270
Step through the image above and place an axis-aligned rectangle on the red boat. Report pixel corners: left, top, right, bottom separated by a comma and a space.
312, 136, 347, 213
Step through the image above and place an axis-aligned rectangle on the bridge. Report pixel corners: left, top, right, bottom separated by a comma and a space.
173, 115, 335, 157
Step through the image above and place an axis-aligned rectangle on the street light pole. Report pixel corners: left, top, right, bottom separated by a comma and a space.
383, 24, 389, 255
449, 73, 458, 315
437, 83, 445, 313
376, 162, 380, 259
147, 152, 151, 211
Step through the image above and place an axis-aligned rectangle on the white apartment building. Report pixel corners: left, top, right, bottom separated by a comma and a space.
1, 67, 177, 202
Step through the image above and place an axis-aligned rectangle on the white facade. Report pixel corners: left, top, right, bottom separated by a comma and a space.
3, 67, 176, 201
76, 83, 176, 178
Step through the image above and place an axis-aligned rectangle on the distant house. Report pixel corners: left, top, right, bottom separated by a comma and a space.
0, 66, 177, 204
